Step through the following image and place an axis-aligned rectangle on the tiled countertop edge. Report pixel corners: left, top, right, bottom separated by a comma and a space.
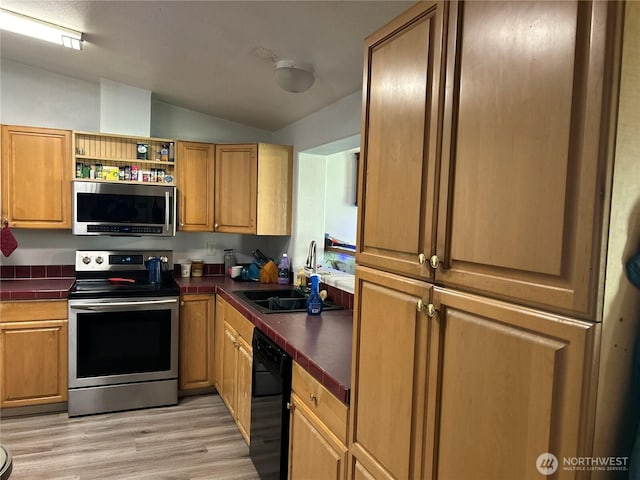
215, 287, 350, 405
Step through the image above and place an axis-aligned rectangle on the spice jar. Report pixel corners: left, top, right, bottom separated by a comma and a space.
191, 260, 204, 277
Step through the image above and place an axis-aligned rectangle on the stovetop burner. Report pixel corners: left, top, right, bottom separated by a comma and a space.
69, 278, 180, 299
69, 249, 180, 299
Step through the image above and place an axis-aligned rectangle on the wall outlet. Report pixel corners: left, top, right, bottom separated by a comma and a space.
206, 241, 217, 256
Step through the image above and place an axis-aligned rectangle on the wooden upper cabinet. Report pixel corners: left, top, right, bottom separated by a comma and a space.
1, 125, 72, 228
214, 143, 292, 235
356, 2, 445, 280
176, 141, 215, 232
429, 287, 597, 479
437, 1, 618, 318
215, 144, 257, 234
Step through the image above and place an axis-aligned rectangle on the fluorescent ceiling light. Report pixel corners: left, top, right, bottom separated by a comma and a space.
0, 8, 83, 50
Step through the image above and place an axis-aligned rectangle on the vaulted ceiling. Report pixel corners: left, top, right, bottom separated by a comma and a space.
0, 1, 413, 130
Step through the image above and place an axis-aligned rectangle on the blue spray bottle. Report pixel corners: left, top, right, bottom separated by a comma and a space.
306, 274, 323, 316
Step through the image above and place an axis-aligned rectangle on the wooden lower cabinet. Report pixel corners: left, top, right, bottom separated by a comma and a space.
289, 392, 348, 480
431, 287, 597, 480
221, 322, 238, 416
0, 301, 68, 408
179, 294, 214, 391
236, 336, 252, 443
352, 461, 376, 480
214, 295, 225, 391
289, 361, 349, 480
216, 297, 254, 445
349, 266, 597, 479
349, 266, 432, 480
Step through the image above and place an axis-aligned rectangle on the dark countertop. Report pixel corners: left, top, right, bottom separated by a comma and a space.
0, 275, 353, 404
0, 278, 74, 301
176, 276, 353, 404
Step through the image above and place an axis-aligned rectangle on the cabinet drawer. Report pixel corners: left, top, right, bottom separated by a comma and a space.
292, 361, 348, 444
0, 300, 67, 322
225, 303, 254, 345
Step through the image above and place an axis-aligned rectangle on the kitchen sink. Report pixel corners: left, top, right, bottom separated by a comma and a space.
234, 289, 343, 314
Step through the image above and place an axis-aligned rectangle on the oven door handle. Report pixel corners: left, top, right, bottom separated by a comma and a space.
70, 298, 178, 310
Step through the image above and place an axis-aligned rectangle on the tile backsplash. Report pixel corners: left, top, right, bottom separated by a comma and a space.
1, 264, 76, 279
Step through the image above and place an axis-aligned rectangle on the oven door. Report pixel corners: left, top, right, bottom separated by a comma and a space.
68, 296, 179, 389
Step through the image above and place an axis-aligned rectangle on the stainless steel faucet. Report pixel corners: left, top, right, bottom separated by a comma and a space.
306, 240, 317, 274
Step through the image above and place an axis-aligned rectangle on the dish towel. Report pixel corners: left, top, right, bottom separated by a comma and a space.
1, 224, 18, 257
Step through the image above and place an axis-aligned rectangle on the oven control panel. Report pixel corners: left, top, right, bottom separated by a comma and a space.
75, 250, 173, 272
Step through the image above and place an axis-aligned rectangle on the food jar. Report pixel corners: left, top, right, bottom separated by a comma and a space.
191, 260, 204, 277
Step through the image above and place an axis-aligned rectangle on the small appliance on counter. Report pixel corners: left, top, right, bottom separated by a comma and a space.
67, 250, 180, 417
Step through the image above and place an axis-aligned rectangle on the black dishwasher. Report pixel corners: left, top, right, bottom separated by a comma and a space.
250, 328, 292, 480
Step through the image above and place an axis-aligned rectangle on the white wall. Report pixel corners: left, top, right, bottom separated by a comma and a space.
100, 78, 151, 137
151, 101, 272, 143
272, 91, 361, 152
0, 60, 286, 266
294, 153, 328, 272
272, 91, 362, 271
324, 148, 359, 245
1, 59, 99, 130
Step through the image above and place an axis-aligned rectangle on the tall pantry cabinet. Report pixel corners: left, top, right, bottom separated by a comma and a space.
350, 1, 621, 479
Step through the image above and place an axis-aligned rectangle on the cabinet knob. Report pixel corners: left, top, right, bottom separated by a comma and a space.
310, 393, 318, 405
418, 253, 426, 265
416, 299, 424, 312
214, 223, 219, 230
179, 222, 184, 227
430, 255, 440, 269
180, 301, 185, 306
426, 303, 437, 318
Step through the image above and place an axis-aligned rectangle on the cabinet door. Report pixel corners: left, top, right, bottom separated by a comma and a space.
256, 143, 293, 235
1, 125, 72, 228
428, 287, 597, 480
352, 461, 376, 480
0, 319, 68, 407
214, 144, 257, 234
356, 2, 445, 279
290, 393, 347, 480
176, 141, 214, 231
236, 336, 252, 445
214, 296, 226, 392
349, 266, 432, 480
437, 1, 618, 318
221, 323, 238, 416
179, 295, 214, 390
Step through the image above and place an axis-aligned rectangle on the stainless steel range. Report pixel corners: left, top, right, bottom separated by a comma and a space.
67, 250, 180, 417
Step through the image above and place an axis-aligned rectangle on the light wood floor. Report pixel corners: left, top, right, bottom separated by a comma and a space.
0, 394, 261, 480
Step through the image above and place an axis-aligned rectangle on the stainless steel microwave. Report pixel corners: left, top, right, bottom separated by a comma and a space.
72, 181, 176, 236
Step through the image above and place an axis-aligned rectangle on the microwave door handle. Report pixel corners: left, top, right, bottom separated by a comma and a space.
165, 191, 170, 232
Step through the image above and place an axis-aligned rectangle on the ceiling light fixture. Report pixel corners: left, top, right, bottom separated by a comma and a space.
274, 60, 315, 93
0, 8, 83, 50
